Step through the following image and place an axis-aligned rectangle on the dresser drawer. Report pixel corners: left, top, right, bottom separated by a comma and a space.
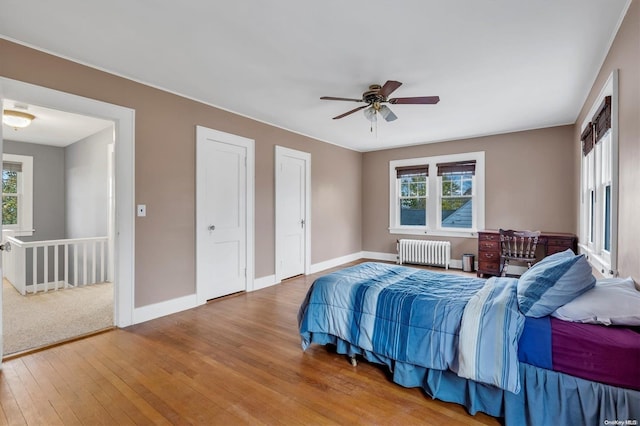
478, 240, 499, 251
478, 251, 500, 262
478, 261, 500, 276
478, 233, 500, 242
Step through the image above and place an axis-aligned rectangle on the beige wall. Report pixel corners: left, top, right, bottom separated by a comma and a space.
574, 1, 639, 282
0, 40, 362, 308
362, 125, 576, 261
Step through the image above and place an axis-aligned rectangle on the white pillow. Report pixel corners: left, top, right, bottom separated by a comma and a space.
552, 277, 640, 325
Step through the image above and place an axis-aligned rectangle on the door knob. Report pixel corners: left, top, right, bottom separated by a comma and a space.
0, 241, 11, 252
208, 225, 216, 231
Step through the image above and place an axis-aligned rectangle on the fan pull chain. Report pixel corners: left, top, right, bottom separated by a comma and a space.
370, 110, 378, 137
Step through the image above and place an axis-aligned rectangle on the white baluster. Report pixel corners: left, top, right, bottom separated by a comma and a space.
83, 242, 88, 286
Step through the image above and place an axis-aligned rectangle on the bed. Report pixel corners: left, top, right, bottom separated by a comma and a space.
298, 261, 640, 426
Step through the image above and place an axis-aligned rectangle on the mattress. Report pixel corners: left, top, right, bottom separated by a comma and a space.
518, 316, 640, 390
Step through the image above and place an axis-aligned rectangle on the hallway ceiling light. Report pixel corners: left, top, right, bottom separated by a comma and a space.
3, 110, 36, 129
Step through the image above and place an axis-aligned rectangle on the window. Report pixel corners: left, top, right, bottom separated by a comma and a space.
2, 162, 20, 225
579, 71, 617, 277
1, 154, 33, 236
389, 152, 484, 237
437, 161, 475, 229
397, 165, 428, 226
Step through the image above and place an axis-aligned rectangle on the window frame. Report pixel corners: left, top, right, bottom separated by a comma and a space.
389, 151, 485, 238
2, 153, 34, 237
579, 70, 618, 277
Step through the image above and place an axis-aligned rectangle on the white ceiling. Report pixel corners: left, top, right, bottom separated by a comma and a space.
2, 100, 113, 146
0, 0, 631, 152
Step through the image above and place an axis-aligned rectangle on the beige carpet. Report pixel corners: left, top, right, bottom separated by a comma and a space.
2, 279, 113, 355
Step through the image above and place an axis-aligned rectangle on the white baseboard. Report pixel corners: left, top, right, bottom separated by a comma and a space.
309, 252, 364, 274
361, 251, 397, 262
133, 293, 198, 325
362, 250, 477, 271
252, 274, 278, 291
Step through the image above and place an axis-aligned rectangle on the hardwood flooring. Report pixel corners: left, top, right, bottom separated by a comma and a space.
0, 261, 499, 425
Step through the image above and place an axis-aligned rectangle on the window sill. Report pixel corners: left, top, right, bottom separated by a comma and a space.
578, 244, 614, 277
2, 229, 34, 237
389, 227, 478, 239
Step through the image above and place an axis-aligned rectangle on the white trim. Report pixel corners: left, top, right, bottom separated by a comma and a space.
578, 70, 618, 277
389, 152, 485, 237
0, 77, 136, 328
253, 274, 278, 291
275, 146, 311, 282
361, 251, 397, 263
195, 126, 255, 303
311, 250, 472, 272
133, 293, 198, 324
388, 229, 480, 239
309, 252, 363, 274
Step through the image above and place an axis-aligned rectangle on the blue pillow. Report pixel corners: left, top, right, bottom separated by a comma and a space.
517, 253, 595, 318
531, 248, 575, 269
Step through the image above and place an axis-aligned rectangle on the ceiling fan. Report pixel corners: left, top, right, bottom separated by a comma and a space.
320, 80, 440, 123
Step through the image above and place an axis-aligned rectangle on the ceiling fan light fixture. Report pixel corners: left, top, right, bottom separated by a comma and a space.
3, 109, 36, 129
363, 106, 377, 122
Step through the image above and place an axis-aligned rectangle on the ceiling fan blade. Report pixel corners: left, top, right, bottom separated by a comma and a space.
320, 96, 364, 102
389, 96, 440, 105
379, 105, 397, 122
379, 80, 402, 98
332, 105, 368, 120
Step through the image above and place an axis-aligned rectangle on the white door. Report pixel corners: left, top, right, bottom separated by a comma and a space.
197, 126, 254, 302
275, 146, 310, 281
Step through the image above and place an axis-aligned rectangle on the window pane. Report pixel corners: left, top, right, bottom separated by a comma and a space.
400, 198, 426, 226
604, 185, 611, 251
442, 174, 467, 197
441, 197, 472, 229
462, 177, 472, 195
400, 181, 409, 197
409, 182, 420, 196
2, 195, 18, 225
2, 170, 18, 194
442, 180, 451, 196
589, 190, 595, 243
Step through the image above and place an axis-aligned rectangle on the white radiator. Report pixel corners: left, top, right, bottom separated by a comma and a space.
397, 239, 451, 269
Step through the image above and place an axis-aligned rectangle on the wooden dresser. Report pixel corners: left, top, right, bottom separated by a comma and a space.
477, 230, 578, 278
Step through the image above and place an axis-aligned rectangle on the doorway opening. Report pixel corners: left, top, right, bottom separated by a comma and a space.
2, 101, 115, 355
0, 77, 135, 361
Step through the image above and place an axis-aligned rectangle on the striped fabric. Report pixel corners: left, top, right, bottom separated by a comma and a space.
456, 277, 525, 393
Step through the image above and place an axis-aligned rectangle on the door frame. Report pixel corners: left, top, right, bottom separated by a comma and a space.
274, 145, 311, 283
195, 125, 255, 305
0, 77, 135, 328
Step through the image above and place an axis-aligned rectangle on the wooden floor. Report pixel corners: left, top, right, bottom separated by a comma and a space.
0, 261, 499, 425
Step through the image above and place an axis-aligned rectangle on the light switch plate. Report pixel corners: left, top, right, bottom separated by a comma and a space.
137, 204, 146, 217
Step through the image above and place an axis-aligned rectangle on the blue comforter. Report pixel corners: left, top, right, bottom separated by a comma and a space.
299, 262, 483, 369
298, 262, 525, 392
